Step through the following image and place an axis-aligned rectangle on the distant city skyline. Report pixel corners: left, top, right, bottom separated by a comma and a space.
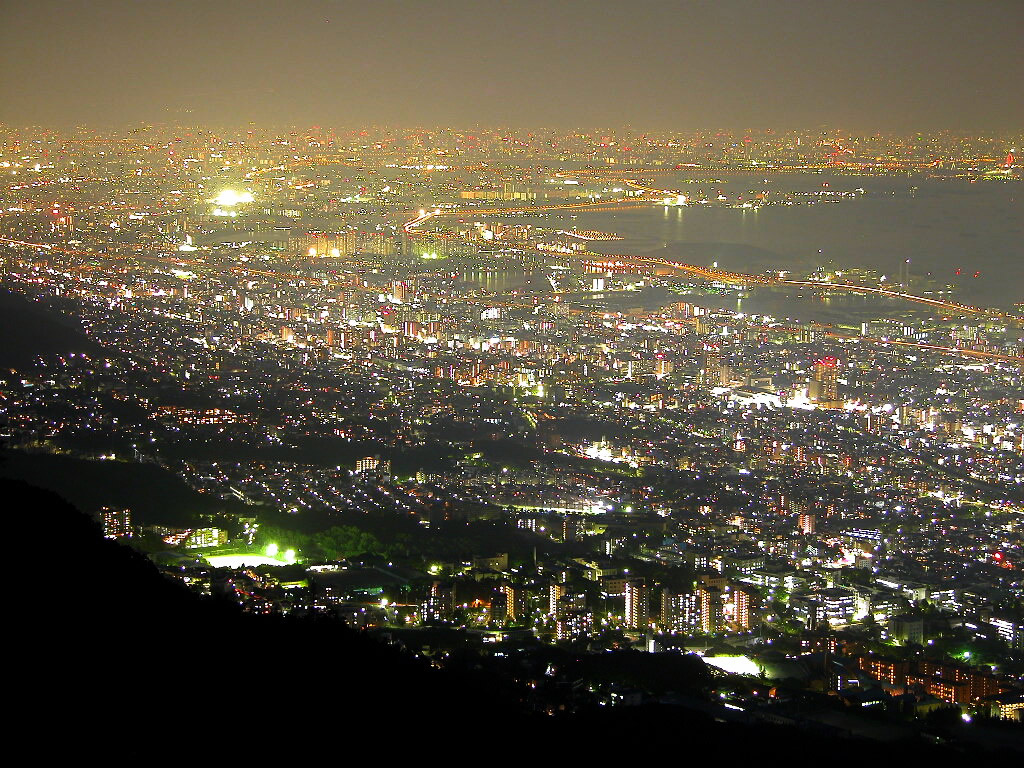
1, 0, 1021, 131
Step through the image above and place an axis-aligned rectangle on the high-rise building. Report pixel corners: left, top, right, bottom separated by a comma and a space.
355, 456, 379, 473
184, 527, 227, 548
389, 281, 411, 303
695, 317, 715, 336
697, 586, 724, 634
99, 507, 132, 539
553, 587, 589, 639
502, 584, 527, 623
423, 581, 453, 622
812, 357, 840, 401
549, 583, 567, 616
556, 608, 594, 641
725, 586, 752, 631
699, 349, 722, 387
660, 588, 698, 633
561, 516, 584, 543
491, 589, 509, 623
355, 456, 391, 475
624, 580, 648, 630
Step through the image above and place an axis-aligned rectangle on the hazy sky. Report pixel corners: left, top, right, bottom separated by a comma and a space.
2, 0, 1021, 131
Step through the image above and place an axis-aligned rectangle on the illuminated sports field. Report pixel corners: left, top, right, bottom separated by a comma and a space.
699, 655, 762, 676
204, 554, 289, 568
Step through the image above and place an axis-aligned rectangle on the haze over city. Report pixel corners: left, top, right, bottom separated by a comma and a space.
2, 0, 1022, 130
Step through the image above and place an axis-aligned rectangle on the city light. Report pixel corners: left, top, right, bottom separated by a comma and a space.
2, 104, 1021, 746
213, 189, 254, 207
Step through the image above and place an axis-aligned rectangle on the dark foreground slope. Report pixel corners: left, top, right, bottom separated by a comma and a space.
0, 288, 99, 370
10, 478, 524, 758
10, 478, 1012, 761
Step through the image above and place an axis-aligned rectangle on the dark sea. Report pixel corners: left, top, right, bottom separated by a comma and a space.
3, 175, 1021, 333
504, 173, 1023, 313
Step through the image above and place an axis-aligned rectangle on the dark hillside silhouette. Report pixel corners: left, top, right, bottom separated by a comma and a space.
10, 478, 519, 757
11, 478, 1012, 760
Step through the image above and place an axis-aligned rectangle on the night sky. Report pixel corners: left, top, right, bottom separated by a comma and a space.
1, 0, 1021, 130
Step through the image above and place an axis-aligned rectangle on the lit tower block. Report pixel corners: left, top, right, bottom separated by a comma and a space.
811, 357, 839, 402
625, 580, 649, 630
99, 507, 132, 539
